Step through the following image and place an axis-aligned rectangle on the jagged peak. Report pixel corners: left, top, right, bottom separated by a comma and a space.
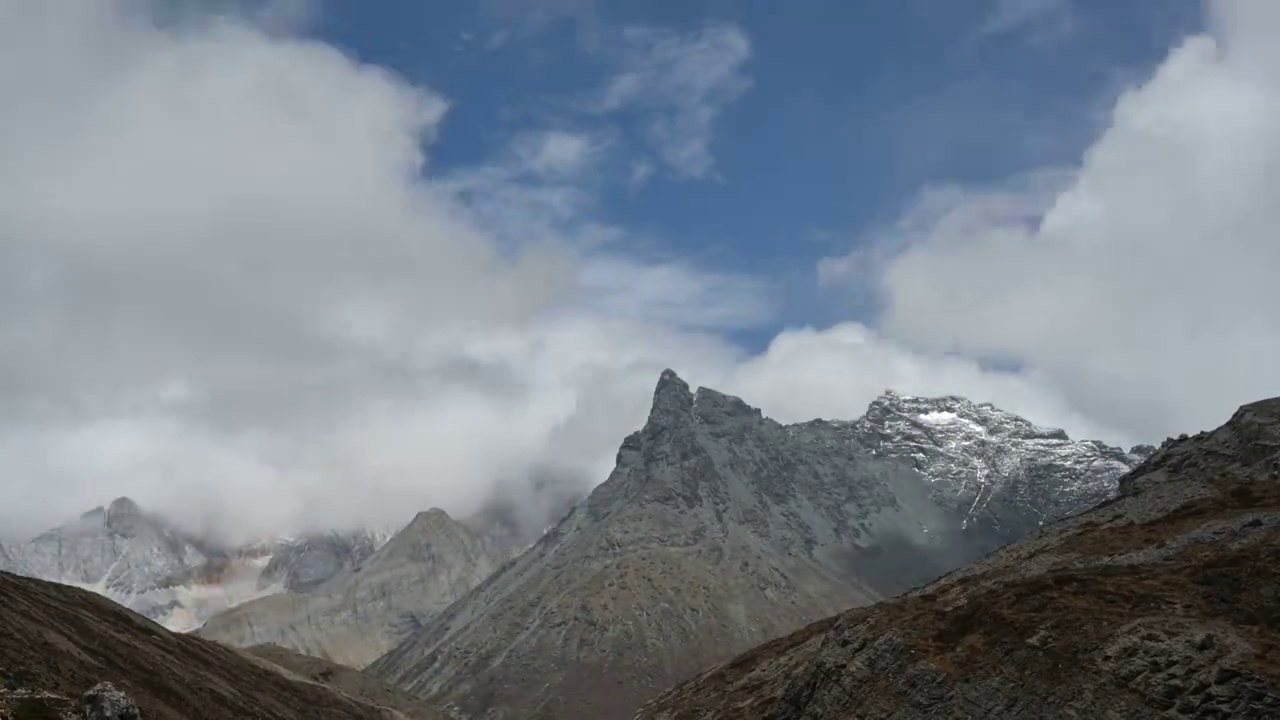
406, 507, 454, 528
863, 390, 1071, 442
103, 496, 148, 532
646, 369, 695, 426
107, 496, 141, 516
693, 386, 762, 420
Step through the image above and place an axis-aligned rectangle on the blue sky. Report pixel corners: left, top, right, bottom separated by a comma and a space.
306, 0, 1202, 346
5, 0, 1278, 536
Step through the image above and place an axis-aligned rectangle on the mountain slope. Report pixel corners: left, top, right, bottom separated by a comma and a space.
368, 371, 1143, 719
637, 396, 1280, 720
198, 508, 507, 668
243, 644, 445, 719
0, 569, 445, 719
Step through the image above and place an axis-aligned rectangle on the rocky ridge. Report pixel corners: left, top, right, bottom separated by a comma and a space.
197, 508, 508, 669
368, 371, 1145, 719
637, 396, 1280, 719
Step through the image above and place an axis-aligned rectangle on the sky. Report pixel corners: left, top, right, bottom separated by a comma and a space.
1, 0, 1276, 541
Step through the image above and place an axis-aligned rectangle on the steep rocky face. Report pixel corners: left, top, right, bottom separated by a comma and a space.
637, 397, 1280, 720
0, 569, 445, 719
368, 371, 1142, 719
1, 498, 390, 632
198, 508, 507, 669
848, 390, 1151, 551
258, 530, 389, 593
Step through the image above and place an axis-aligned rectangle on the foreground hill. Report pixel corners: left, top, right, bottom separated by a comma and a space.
369, 370, 1144, 719
198, 508, 507, 668
637, 397, 1280, 720
0, 570, 443, 719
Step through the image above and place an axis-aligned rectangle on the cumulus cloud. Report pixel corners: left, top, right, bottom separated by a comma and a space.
5, 0, 1270, 547
599, 24, 752, 180
0, 0, 752, 541
826, 0, 1280, 442
725, 323, 1124, 442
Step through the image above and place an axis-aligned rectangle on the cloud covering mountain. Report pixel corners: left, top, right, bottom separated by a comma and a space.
0, 0, 1274, 541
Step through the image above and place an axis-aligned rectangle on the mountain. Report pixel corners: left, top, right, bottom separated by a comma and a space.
849, 390, 1152, 550
0, 568, 445, 719
0, 497, 391, 631
258, 528, 392, 592
637, 396, 1280, 720
197, 508, 508, 669
367, 370, 1146, 719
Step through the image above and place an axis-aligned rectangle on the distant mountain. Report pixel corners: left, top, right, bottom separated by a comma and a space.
198, 508, 509, 669
637, 396, 1280, 720
258, 529, 391, 593
0, 568, 446, 719
367, 370, 1146, 719
0, 496, 390, 631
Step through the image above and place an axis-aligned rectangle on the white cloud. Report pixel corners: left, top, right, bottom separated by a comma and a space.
600, 24, 752, 180
0, 1, 756, 541
5, 0, 1270, 547
826, 0, 1280, 442
725, 323, 1125, 443
980, 0, 1075, 41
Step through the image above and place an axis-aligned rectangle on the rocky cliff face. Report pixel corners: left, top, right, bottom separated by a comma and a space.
0, 497, 390, 632
257, 530, 389, 593
368, 371, 1144, 719
197, 508, 508, 669
637, 396, 1280, 720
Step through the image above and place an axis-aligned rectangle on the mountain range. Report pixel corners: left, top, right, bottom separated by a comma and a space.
196, 508, 510, 668
5, 370, 1266, 720
0, 496, 393, 632
365, 371, 1150, 718
637, 395, 1280, 719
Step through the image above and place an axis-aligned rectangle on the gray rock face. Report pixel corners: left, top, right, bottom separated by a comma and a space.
257, 530, 387, 593
368, 371, 1143, 719
197, 508, 507, 669
81, 682, 142, 720
847, 390, 1150, 551
636, 396, 1280, 720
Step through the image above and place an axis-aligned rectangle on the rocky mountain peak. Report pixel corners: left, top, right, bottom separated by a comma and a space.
104, 496, 147, 533
405, 507, 453, 530
199, 504, 507, 669
692, 385, 763, 422
863, 390, 1070, 441
647, 368, 695, 425
366, 371, 1152, 719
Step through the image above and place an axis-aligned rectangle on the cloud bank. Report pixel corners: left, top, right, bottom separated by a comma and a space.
1, 0, 1274, 543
